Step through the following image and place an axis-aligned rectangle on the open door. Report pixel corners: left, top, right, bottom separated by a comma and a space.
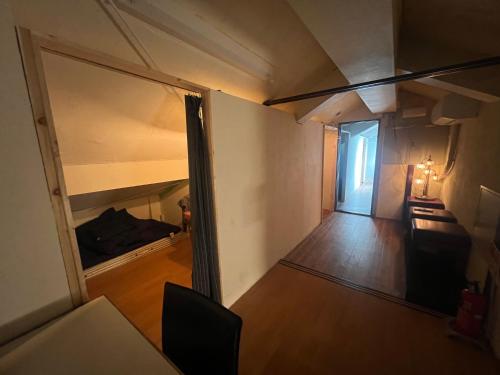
335, 120, 380, 216
336, 130, 349, 204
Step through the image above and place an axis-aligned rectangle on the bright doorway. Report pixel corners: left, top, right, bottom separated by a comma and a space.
335, 120, 379, 215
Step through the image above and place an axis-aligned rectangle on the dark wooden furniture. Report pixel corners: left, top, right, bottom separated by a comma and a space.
404, 195, 446, 225
162, 283, 242, 375
407, 195, 445, 209
406, 219, 471, 314
408, 207, 457, 223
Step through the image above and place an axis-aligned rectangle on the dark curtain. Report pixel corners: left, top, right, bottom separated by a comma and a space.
185, 95, 222, 303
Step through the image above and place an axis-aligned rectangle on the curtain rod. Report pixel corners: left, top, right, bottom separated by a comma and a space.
263, 56, 500, 106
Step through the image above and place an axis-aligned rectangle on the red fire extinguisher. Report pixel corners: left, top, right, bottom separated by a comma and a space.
454, 282, 487, 338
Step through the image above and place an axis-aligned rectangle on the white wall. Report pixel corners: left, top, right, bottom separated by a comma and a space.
41, 51, 189, 196
0, 1, 72, 344
160, 183, 189, 227
63, 160, 188, 196
364, 136, 377, 183
72, 195, 162, 227
345, 133, 363, 195
441, 101, 500, 285
209, 90, 323, 306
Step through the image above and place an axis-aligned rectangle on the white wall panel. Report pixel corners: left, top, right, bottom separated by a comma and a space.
0, 1, 71, 344
209, 90, 323, 306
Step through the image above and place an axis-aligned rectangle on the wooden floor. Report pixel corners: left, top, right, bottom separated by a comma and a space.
232, 264, 499, 375
285, 211, 406, 298
86, 237, 192, 349
83, 232, 498, 373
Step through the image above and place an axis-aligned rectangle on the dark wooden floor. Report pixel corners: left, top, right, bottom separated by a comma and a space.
232, 264, 499, 375
285, 211, 406, 298
86, 237, 192, 349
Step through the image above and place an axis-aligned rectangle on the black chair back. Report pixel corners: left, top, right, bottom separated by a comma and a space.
162, 282, 242, 375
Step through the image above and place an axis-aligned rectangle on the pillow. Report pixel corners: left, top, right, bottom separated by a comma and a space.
89, 210, 135, 243
114, 208, 137, 225
99, 207, 116, 221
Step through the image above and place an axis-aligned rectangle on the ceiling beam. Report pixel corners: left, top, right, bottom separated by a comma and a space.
97, 0, 182, 102
113, 0, 274, 81
295, 92, 360, 125
288, 0, 398, 113
263, 56, 500, 106
399, 70, 500, 103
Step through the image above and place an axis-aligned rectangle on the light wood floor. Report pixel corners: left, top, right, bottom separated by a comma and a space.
84, 234, 498, 373
285, 211, 406, 298
86, 237, 192, 349
232, 264, 499, 375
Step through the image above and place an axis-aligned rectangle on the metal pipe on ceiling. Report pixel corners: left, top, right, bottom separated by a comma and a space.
263, 56, 500, 106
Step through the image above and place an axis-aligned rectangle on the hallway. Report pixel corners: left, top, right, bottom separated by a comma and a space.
337, 183, 374, 215
285, 211, 406, 298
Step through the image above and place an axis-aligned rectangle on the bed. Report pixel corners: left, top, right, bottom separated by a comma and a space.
76, 208, 181, 269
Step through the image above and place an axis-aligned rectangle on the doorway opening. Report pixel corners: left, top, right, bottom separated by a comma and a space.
18, 29, 220, 348
335, 120, 380, 216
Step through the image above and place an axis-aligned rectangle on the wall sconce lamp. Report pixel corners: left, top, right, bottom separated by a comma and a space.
415, 155, 437, 200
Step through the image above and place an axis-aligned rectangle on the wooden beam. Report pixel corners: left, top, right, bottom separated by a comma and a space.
399, 69, 500, 103
17, 27, 88, 305
113, 0, 273, 81
96, 0, 183, 102
35, 32, 208, 94
264, 56, 500, 106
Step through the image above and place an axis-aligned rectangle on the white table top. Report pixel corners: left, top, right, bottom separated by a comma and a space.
0, 297, 180, 374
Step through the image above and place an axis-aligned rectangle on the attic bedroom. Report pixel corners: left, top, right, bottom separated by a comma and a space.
2, 1, 500, 373
41, 50, 194, 293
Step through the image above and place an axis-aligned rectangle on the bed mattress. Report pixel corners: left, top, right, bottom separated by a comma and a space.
76, 208, 181, 269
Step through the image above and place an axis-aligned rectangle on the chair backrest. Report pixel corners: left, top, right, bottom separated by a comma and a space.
162, 282, 242, 375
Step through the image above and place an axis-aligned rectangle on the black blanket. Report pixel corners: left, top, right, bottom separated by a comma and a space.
76, 208, 181, 269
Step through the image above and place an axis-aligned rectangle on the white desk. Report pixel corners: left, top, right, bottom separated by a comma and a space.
0, 297, 180, 374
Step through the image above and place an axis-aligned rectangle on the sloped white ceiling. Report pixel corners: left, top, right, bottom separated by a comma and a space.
149, 0, 340, 99
288, 0, 398, 113
12, 0, 362, 125
42, 51, 189, 165
11, 0, 142, 65
69, 180, 185, 212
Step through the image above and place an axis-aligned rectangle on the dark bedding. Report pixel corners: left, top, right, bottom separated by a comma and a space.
76, 208, 181, 269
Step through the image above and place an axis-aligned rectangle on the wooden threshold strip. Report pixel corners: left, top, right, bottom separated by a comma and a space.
279, 259, 448, 319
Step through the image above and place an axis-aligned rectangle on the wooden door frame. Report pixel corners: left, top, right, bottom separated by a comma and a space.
320, 127, 326, 223
16, 27, 215, 307
370, 118, 384, 217
334, 119, 381, 217
320, 126, 340, 221
334, 128, 350, 211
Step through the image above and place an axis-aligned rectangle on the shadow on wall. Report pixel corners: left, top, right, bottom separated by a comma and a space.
441, 101, 500, 231
209, 90, 323, 306
261, 105, 322, 266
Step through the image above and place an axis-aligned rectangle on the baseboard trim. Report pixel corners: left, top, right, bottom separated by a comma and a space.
84, 232, 188, 278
